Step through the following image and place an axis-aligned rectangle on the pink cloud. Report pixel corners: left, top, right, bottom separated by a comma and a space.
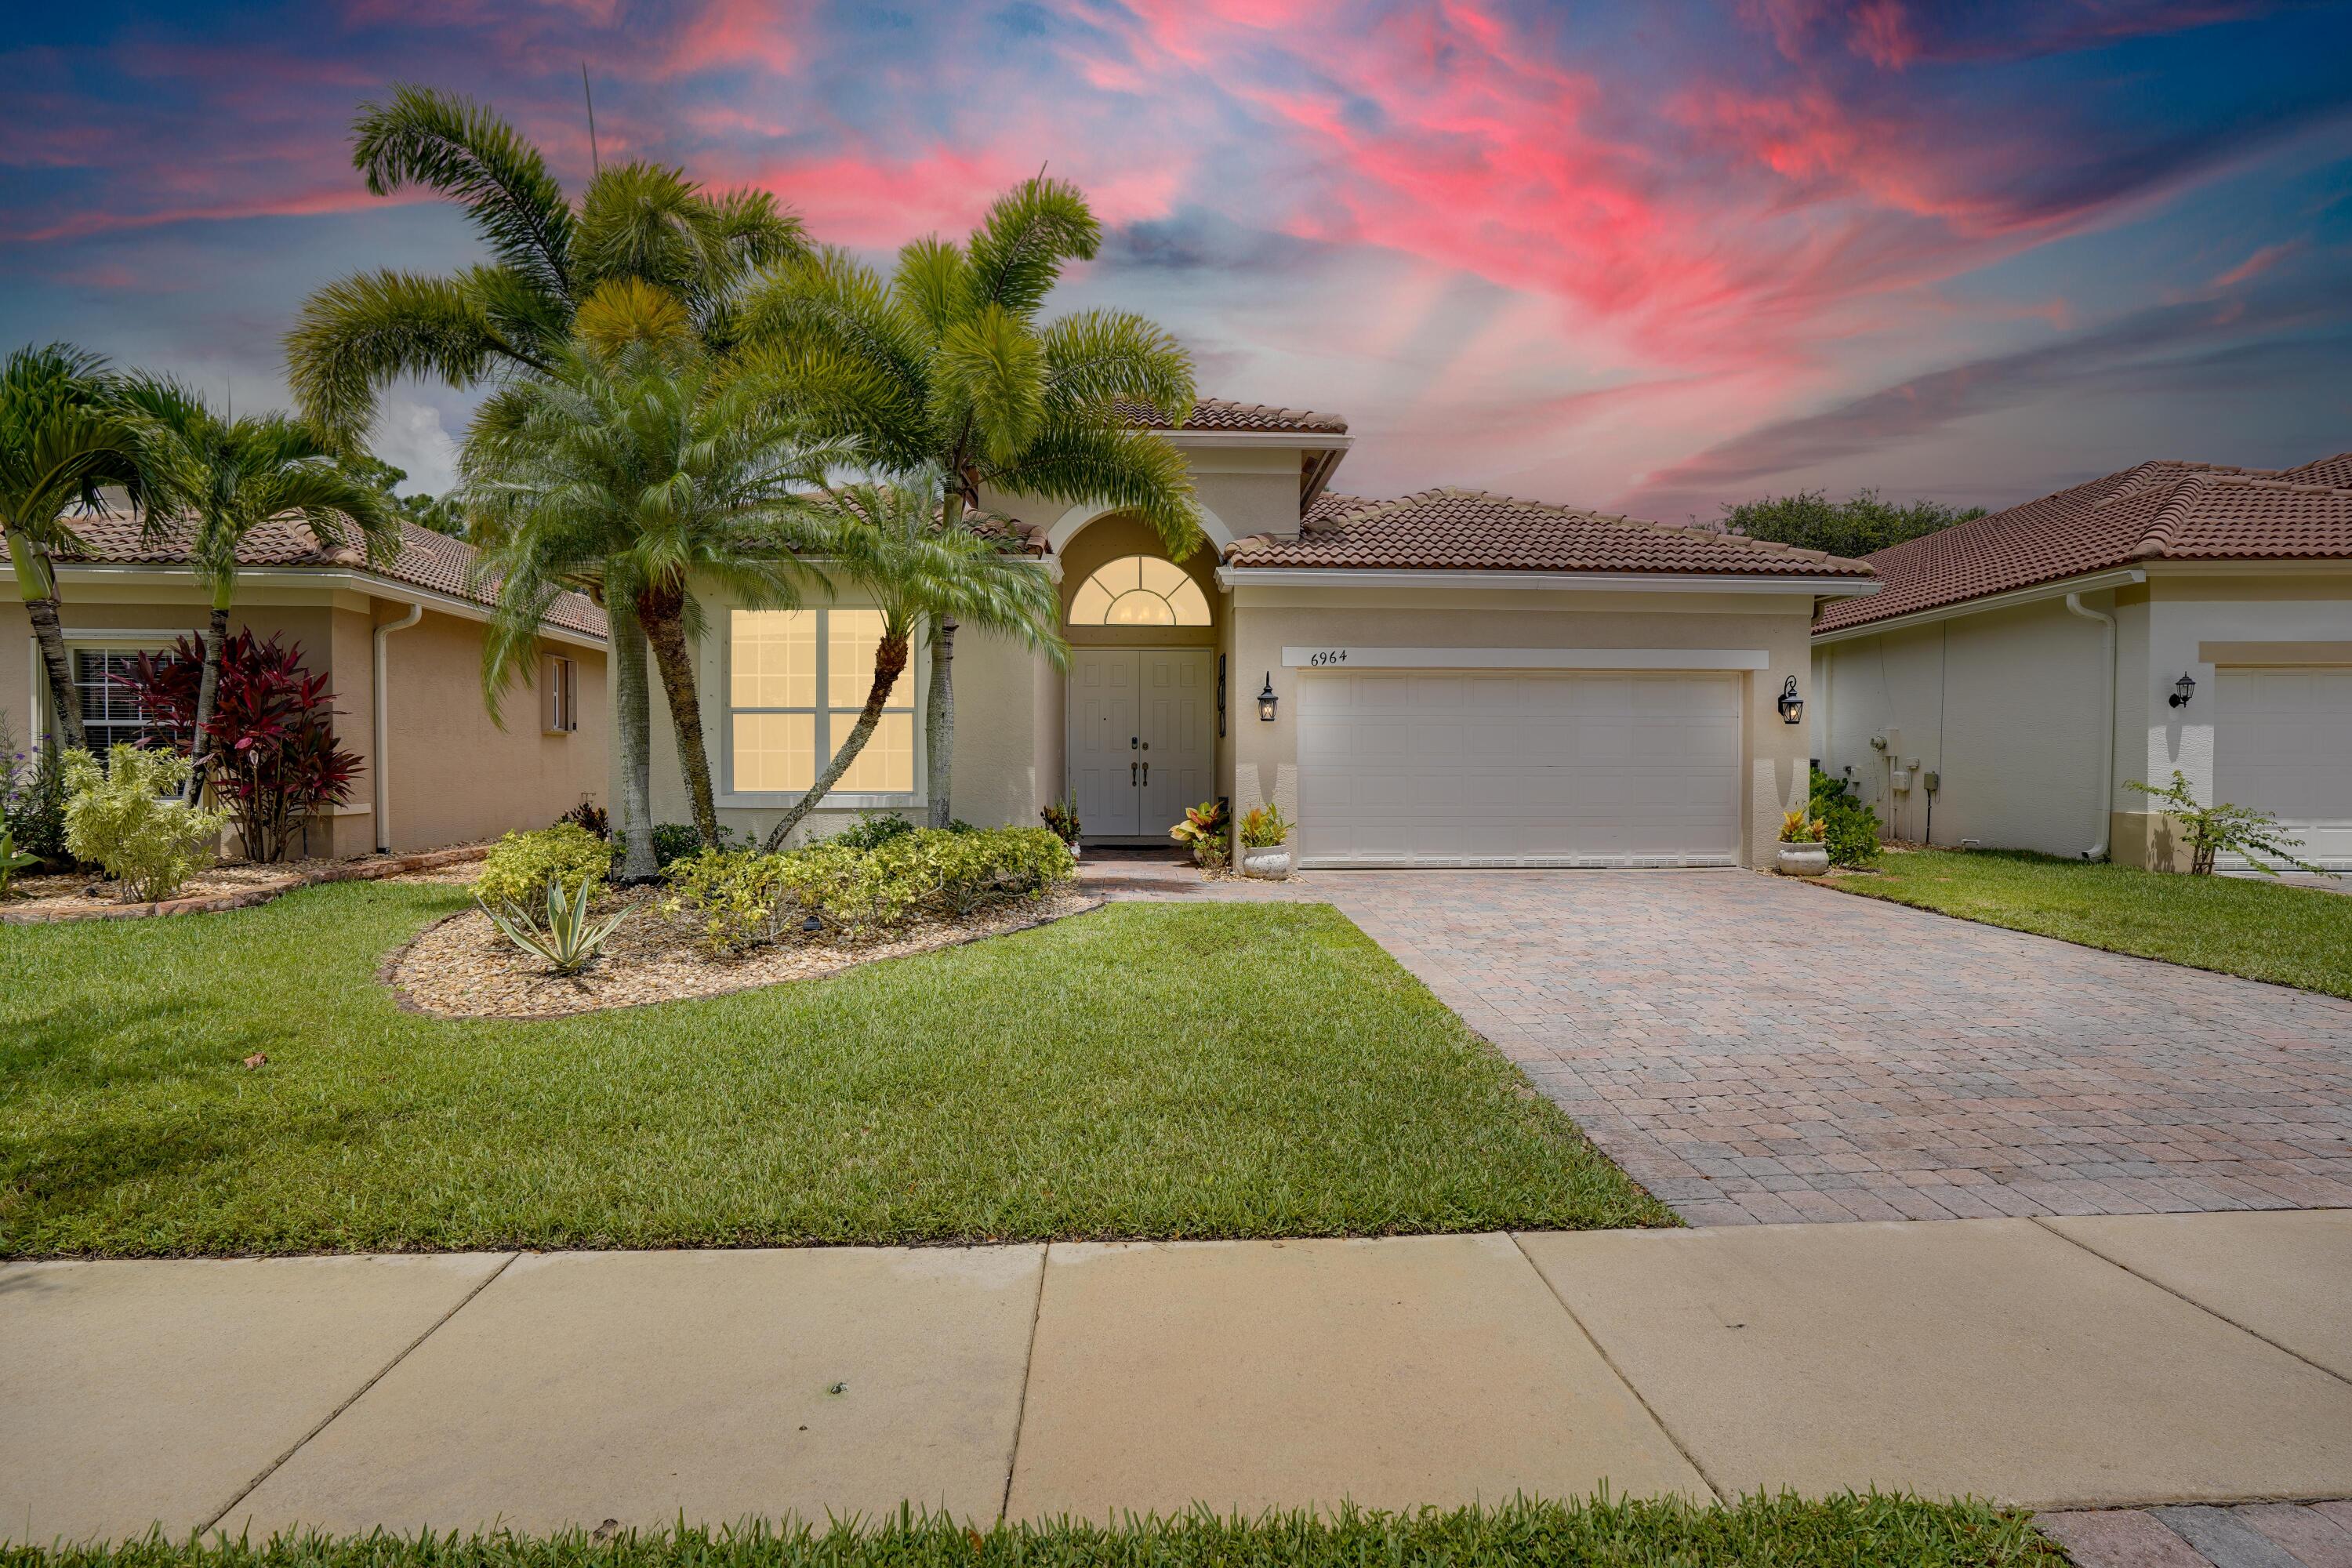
2210, 241, 2300, 290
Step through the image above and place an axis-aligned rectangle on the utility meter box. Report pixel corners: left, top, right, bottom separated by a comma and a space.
1889, 768, 1913, 792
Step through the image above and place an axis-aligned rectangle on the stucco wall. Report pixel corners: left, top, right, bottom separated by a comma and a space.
3, 584, 606, 858
1815, 595, 2111, 857
1225, 586, 1819, 869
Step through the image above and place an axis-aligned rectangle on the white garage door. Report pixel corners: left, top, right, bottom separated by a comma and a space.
2216, 668, 2352, 868
1297, 670, 1742, 868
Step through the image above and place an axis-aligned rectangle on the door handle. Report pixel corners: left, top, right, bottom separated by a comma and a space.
1131, 760, 1138, 786
1142, 761, 1150, 785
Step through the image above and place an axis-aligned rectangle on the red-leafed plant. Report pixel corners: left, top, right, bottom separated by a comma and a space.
120, 632, 362, 862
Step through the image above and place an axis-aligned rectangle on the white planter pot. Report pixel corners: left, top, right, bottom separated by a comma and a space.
1067, 842, 1082, 862
1777, 842, 1830, 877
1241, 846, 1293, 879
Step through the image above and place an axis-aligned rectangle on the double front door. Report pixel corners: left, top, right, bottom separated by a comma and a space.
1069, 648, 1214, 838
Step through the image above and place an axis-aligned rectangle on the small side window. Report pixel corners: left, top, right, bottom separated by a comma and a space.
544, 655, 579, 735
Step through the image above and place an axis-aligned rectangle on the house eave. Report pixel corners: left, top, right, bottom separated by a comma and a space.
1810, 567, 2148, 644
1216, 566, 1882, 596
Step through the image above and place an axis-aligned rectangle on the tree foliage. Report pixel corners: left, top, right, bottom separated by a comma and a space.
1721, 489, 1985, 559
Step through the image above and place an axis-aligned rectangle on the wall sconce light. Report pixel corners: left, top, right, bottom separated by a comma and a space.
1777, 675, 1805, 726
1257, 672, 1279, 722
2169, 672, 2197, 709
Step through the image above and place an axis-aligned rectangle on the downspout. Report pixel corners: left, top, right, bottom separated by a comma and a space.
372, 601, 424, 854
2063, 593, 2114, 862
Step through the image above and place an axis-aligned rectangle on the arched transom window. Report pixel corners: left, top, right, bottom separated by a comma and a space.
1069, 555, 1211, 626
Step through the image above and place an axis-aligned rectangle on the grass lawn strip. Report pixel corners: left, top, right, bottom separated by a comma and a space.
1820, 848, 2352, 1000
0, 1494, 2057, 1568
0, 882, 1669, 1256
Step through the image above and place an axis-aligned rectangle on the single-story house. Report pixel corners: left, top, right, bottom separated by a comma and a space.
637, 397, 1878, 870
3, 514, 609, 858
1810, 453, 2352, 870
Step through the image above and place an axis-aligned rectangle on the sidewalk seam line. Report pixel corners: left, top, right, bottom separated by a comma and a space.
998, 1242, 1051, 1523
2027, 1218, 2352, 1391
197, 1250, 521, 1534
1507, 1231, 1725, 1505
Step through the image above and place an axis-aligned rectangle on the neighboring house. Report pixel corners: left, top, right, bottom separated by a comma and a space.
638, 397, 1877, 870
1811, 454, 2352, 870
2, 514, 608, 858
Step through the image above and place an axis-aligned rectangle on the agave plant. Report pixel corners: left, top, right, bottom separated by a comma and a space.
478, 872, 629, 975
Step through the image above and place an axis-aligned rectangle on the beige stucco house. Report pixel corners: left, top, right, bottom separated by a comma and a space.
3, 514, 608, 858
637, 398, 1878, 870
1811, 452, 2352, 870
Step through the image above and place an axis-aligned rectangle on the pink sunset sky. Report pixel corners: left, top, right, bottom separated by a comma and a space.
3, 0, 2348, 518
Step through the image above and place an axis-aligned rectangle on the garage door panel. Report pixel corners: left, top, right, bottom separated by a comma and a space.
1298, 670, 1742, 868
2216, 668, 2352, 866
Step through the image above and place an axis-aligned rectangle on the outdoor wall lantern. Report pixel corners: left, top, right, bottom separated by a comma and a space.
1257, 672, 1279, 722
1777, 675, 1805, 725
2169, 671, 2197, 709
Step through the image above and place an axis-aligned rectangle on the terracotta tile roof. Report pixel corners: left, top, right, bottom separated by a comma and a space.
1117, 397, 1349, 435
49, 512, 609, 641
1225, 487, 1876, 578
1813, 455, 2352, 634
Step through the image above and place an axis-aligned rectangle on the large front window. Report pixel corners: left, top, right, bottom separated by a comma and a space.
728, 608, 914, 796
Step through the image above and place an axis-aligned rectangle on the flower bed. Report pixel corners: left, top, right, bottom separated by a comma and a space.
0, 844, 490, 924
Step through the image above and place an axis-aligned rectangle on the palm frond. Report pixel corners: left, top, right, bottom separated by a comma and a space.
891, 236, 967, 348
991, 421, 1202, 558
961, 176, 1099, 321
936, 305, 1045, 470
283, 269, 516, 439
352, 84, 575, 299
1040, 308, 1195, 423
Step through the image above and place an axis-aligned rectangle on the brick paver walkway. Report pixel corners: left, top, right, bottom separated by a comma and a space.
2039, 1501, 2352, 1568
1316, 870, 2352, 1225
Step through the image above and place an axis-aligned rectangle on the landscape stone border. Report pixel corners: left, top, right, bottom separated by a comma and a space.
0, 845, 490, 926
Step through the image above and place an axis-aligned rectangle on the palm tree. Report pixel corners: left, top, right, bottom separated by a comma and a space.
760, 476, 1065, 850
462, 299, 851, 848
0, 344, 163, 751
113, 378, 402, 802
738, 176, 1199, 825
285, 83, 806, 443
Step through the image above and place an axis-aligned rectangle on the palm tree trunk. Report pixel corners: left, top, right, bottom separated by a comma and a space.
182, 604, 229, 806
10, 533, 85, 751
608, 599, 659, 882
924, 488, 967, 830
924, 612, 956, 829
764, 630, 909, 852
637, 586, 722, 850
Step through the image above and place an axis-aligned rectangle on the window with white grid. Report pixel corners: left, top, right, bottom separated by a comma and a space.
72, 648, 166, 758
727, 608, 916, 797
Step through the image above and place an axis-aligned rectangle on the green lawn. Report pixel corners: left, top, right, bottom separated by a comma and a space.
1824, 847, 2352, 997
0, 1495, 2056, 1568
0, 882, 1668, 1256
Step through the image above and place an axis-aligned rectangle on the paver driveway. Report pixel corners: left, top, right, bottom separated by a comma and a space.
1316, 870, 2352, 1225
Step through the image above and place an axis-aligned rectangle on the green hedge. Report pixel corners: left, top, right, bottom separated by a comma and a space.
663, 826, 1076, 952
476, 824, 609, 910
0, 1494, 2049, 1568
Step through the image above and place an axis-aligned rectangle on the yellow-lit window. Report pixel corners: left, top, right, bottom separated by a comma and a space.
728, 608, 916, 797
1066, 555, 1210, 626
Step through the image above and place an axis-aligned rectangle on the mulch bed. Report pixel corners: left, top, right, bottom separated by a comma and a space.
384, 882, 1105, 1020
0, 844, 491, 924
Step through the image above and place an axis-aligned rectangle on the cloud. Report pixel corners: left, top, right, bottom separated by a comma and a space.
370, 398, 461, 495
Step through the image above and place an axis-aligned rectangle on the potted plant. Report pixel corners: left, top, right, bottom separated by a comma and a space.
1169, 798, 1229, 869
1239, 802, 1293, 879
1041, 796, 1082, 861
1776, 808, 1830, 877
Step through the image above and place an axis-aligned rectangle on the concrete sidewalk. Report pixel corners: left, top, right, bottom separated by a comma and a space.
5, 1211, 2350, 1546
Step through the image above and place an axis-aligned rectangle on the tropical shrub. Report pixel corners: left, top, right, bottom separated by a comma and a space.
1040, 796, 1080, 846
1778, 809, 1825, 844
0, 825, 38, 898
2127, 770, 2330, 877
2, 733, 71, 867
120, 633, 361, 862
1169, 798, 1229, 866
477, 822, 610, 909
555, 797, 610, 838
614, 821, 730, 874
1240, 802, 1290, 849
478, 872, 629, 975
62, 746, 227, 901
1808, 766, 1882, 868
828, 810, 916, 853
664, 827, 1076, 951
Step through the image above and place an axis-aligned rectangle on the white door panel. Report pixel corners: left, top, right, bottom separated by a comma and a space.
1298, 670, 1742, 868
1068, 648, 1214, 840
1069, 649, 1140, 835
2216, 668, 2352, 867
1138, 650, 1214, 829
